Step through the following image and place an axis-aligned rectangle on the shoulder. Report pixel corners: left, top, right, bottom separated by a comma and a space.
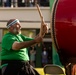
3, 33, 15, 38
2, 33, 16, 42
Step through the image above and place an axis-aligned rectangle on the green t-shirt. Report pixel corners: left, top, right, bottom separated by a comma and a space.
1, 32, 33, 61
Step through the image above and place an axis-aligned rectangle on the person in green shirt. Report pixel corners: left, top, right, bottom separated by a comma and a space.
1, 19, 48, 75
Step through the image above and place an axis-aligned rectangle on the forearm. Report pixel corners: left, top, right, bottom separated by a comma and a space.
12, 35, 42, 50
12, 39, 37, 50
20, 40, 37, 48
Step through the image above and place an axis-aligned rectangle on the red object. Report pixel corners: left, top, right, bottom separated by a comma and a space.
53, 0, 76, 57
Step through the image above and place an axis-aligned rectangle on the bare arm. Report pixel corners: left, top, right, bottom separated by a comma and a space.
12, 36, 42, 50
12, 22, 48, 50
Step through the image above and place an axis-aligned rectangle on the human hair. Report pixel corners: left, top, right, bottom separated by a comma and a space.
6, 19, 16, 27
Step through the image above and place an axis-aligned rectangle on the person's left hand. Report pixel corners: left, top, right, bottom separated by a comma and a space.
41, 23, 48, 37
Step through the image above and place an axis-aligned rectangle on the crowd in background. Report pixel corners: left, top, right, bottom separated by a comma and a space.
29, 46, 52, 67
0, 0, 49, 7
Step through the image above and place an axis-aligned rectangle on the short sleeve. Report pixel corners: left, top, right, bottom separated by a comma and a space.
2, 35, 17, 51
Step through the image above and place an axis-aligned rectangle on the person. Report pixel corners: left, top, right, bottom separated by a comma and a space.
30, 46, 36, 67
41, 47, 48, 67
72, 64, 76, 75
3, 0, 11, 7
47, 47, 52, 64
18, 0, 26, 7
1, 19, 48, 75
40, 0, 49, 7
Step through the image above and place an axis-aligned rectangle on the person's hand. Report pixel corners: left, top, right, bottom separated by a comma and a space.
34, 36, 43, 43
40, 23, 48, 37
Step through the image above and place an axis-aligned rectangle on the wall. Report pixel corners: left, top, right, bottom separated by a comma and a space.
0, 7, 50, 29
